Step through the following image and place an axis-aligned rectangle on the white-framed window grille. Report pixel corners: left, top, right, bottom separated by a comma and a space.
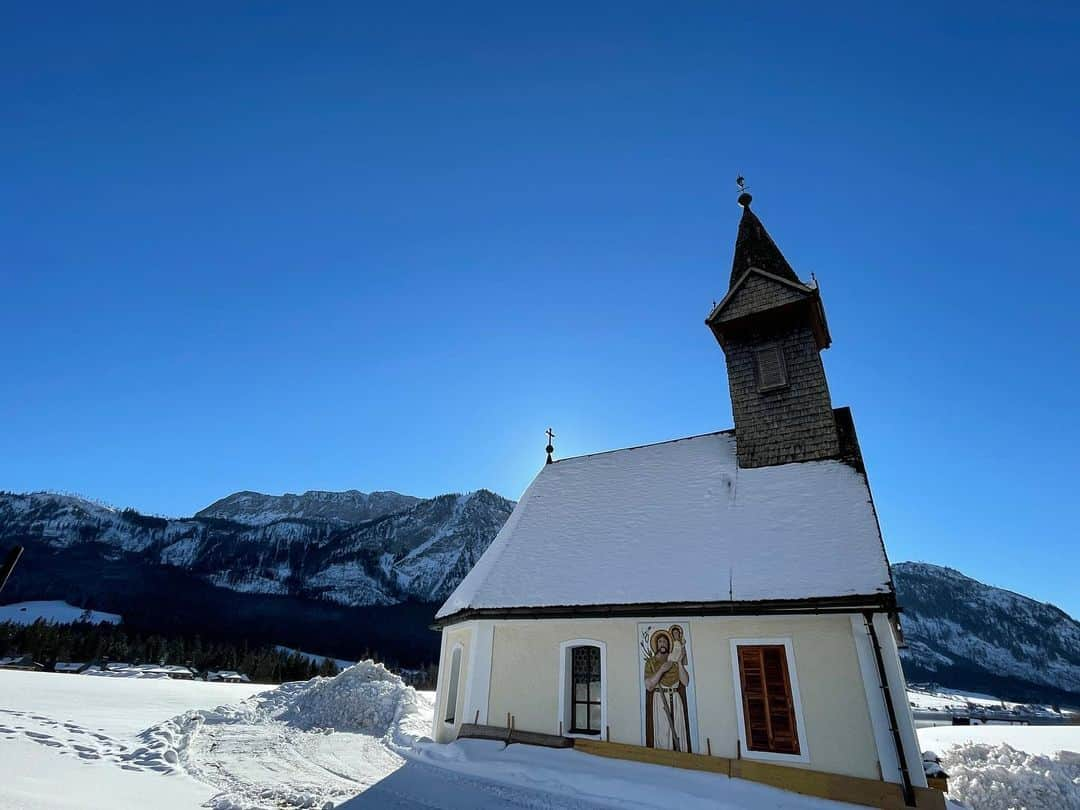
557, 639, 607, 738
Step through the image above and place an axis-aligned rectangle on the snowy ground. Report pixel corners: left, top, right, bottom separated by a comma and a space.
0, 670, 268, 809
7, 665, 1077, 810
0, 600, 121, 625
2, 666, 856, 810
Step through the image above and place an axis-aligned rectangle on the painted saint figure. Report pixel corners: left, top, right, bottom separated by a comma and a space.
668, 624, 687, 668
643, 626, 692, 752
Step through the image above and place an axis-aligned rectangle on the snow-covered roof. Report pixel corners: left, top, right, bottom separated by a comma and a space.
438, 431, 892, 620
206, 670, 250, 682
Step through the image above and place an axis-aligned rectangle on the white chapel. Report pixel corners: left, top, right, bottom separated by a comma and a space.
431, 189, 939, 808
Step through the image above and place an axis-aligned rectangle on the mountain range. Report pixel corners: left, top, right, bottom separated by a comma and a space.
0, 488, 514, 665
893, 561, 1080, 706
2, 489, 1078, 705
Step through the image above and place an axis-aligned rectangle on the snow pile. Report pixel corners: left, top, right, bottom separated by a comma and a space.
940, 742, 1080, 810
276, 660, 420, 736
138, 661, 426, 810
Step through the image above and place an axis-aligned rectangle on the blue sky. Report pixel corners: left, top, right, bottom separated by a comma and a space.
2, 3, 1078, 614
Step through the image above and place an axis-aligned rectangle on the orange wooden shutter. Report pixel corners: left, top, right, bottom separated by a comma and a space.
738, 645, 800, 755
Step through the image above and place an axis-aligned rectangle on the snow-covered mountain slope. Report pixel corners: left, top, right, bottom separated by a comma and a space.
0, 600, 122, 626
0, 489, 514, 607
195, 489, 421, 526
894, 561, 1080, 703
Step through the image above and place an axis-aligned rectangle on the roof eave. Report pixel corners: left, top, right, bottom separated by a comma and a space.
706, 267, 814, 324
434, 591, 897, 629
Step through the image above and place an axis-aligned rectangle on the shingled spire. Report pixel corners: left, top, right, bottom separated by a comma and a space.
706, 187, 840, 469
729, 198, 801, 288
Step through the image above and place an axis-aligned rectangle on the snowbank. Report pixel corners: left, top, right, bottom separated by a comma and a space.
153, 661, 427, 809
937, 742, 1080, 810
275, 660, 420, 736
919, 725, 1080, 809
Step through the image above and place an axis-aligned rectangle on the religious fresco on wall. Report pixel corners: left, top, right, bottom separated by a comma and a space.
638, 622, 699, 753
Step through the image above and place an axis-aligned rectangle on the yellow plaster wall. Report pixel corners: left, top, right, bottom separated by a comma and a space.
477, 614, 881, 780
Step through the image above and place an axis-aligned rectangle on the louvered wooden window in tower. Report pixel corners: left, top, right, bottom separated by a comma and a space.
737, 645, 800, 755
755, 346, 787, 391
570, 645, 602, 734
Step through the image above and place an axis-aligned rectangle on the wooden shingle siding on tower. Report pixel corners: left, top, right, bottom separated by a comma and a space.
723, 323, 841, 468
713, 271, 810, 324
706, 197, 841, 469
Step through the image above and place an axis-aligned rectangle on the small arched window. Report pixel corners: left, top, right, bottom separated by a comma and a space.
559, 639, 606, 738
444, 645, 463, 724
570, 645, 602, 734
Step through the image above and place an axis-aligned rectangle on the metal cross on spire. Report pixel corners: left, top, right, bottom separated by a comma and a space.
545, 428, 555, 465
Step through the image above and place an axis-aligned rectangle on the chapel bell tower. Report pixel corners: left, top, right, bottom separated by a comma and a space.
706, 188, 840, 469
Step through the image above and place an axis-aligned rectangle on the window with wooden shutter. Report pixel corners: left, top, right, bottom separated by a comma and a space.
755, 346, 787, 391
737, 644, 800, 755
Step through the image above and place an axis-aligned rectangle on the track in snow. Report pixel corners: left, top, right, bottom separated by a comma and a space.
0, 706, 180, 772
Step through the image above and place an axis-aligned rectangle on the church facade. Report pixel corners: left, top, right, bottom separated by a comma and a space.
432, 192, 932, 806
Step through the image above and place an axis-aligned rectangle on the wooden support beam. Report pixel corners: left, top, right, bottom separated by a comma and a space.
573, 739, 946, 810
457, 723, 574, 749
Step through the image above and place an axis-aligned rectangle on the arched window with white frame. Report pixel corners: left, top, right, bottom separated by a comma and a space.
558, 639, 607, 738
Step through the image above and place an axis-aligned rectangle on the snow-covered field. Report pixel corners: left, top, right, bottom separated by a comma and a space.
908, 685, 1076, 726
0, 600, 121, 625
2, 666, 861, 810
5, 665, 1078, 809
0, 670, 268, 809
